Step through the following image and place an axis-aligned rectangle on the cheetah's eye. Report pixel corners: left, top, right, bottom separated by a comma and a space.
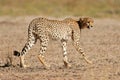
88, 22, 90, 23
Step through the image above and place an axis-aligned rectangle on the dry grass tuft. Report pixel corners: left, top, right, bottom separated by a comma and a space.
3, 47, 13, 67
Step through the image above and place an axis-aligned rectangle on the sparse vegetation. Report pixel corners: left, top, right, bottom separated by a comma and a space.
0, 47, 13, 67
0, 16, 120, 80
5, 50, 13, 67
0, 0, 120, 17
0, 0, 120, 79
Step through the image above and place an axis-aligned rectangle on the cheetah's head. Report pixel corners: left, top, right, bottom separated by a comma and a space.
78, 17, 94, 29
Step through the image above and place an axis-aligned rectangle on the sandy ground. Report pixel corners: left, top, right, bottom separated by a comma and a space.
0, 16, 120, 80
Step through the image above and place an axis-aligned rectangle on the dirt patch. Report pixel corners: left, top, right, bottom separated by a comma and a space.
0, 17, 120, 80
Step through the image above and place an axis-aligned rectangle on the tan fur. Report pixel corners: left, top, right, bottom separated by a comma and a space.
16, 17, 94, 68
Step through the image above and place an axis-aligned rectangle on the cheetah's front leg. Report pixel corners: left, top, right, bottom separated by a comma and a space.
80, 51, 92, 64
61, 40, 71, 68
76, 46, 92, 64
72, 31, 92, 64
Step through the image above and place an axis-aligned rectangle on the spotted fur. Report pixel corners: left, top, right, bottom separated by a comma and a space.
14, 17, 94, 68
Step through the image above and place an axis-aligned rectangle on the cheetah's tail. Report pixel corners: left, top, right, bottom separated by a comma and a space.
13, 50, 20, 57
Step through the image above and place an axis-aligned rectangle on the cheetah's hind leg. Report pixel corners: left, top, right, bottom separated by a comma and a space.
38, 35, 50, 69
38, 55, 50, 69
13, 51, 29, 68
20, 55, 30, 68
14, 51, 30, 68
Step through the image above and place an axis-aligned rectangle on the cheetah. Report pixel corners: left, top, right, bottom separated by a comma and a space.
14, 17, 94, 68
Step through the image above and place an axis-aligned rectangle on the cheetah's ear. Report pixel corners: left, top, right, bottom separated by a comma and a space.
79, 18, 84, 22
87, 17, 94, 23
83, 17, 94, 23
